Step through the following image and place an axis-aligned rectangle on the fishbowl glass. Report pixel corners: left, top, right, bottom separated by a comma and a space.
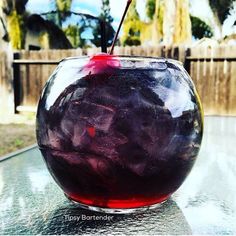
36, 55, 203, 213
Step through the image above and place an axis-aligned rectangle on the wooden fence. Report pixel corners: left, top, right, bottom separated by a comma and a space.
12, 49, 83, 112
1, 45, 236, 115
0, 51, 13, 115
187, 45, 236, 115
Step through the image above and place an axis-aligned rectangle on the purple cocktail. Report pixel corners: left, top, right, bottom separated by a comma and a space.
36, 55, 203, 213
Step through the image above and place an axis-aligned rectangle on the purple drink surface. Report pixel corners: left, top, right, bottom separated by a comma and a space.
36, 56, 203, 209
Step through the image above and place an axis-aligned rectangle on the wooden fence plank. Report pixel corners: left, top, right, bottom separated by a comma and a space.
0, 51, 13, 117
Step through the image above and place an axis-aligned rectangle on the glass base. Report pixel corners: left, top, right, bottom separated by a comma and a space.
65, 194, 169, 214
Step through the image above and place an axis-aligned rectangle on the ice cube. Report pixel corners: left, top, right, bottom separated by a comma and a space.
164, 134, 195, 160
60, 108, 89, 150
75, 101, 115, 132
47, 129, 63, 150
71, 122, 88, 149
117, 142, 149, 176
88, 131, 128, 159
50, 150, 86, 165
78, 155, 118, 188
61, 118, 74, 138
129, 163, 147, 176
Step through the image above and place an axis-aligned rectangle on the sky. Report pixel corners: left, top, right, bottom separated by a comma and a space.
26, 0, 146, 29
26, 0, 236, 39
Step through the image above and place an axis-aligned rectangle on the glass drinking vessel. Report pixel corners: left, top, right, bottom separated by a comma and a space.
36, 55, 203, 213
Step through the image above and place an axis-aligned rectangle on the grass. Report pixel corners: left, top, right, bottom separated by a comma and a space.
0, 124, 36, 157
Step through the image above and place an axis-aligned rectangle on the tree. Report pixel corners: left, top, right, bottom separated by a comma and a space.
141, 0, 192, 45
26, 14, 72, 49
209, 0, 234, 25
208, 0, 234, 37
56, 0, 72, 12
55, 0, 72, 27
149, 0, 164, 44
171, 0, 192, 44
45, 0, 72, 27
7, 10, 25, 49
1, 0, 28, 49
91, 0, 115, 47
1, 0, 28, 15
121, 0, 141, 46
1, 0, 74, 49
191, 15, 213, 39
146, 0, 156, 21
64, 24, 85, 48
44, 0, 88, 48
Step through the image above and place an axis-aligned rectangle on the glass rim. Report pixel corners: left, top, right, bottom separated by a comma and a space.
60, 55, 183, 66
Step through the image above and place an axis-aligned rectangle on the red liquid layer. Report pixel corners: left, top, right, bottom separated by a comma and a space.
67, 193, 170, 209
41, 148, 192, 209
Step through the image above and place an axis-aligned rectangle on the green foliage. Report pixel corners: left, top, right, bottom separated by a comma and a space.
14, 138, 24, 147
121, 0, 141, 46
100, 0, 113, 23
91, 0, 114, 47
64, 24, 85, 48
39, 31, 50, 49
56, 0, 72, 12
2, 0, 28, 15
55, 0, 72, 26
2, 0, 27, 49
1, 0, 77, 49
126, 0, 139, 20
191, 15, 213, 39
146, 0, 156, 21
7, 10, 25, 49
209, 0, 234, 24
123, 36, 141, 46
44, 0, 86, 48
157, 1, 164, 37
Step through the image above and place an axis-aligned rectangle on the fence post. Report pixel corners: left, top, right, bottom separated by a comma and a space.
184, 48, 191, 74
13, 52, 20, 113
172, 46, 179, 61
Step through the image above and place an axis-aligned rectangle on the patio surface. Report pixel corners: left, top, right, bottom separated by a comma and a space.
0, 116, 235, 234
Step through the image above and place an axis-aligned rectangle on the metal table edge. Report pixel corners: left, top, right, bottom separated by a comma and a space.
0, 144, 38, 162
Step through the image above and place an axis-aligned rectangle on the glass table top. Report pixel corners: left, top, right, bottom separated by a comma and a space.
0, 116, 236, 235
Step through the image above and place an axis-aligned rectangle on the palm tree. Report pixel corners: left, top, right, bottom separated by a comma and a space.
121, 0, 141, 46
208, 0, 235, 38
55, 0, 72, 27
142, 0, 192, 45
191, 15, 213, 39
146, 0, 156, 21
0, 0, 28, 49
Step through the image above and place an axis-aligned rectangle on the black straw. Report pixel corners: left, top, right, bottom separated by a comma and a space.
109, 0, 132, 55
100, 20, 107, 53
